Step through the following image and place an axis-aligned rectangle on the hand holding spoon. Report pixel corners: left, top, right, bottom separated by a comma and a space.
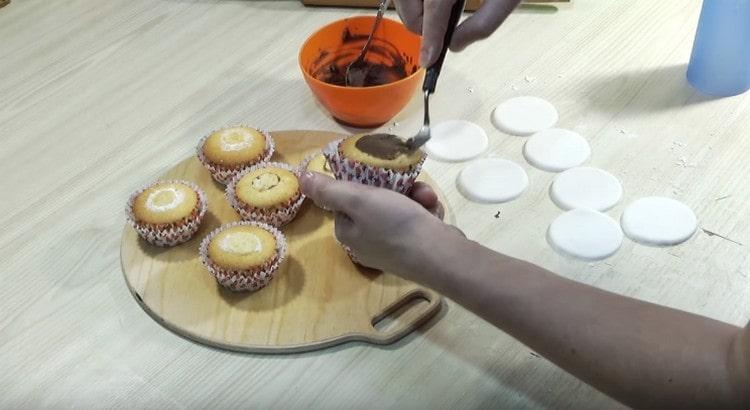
407, 0, 466, 150
345, 0, 391, 87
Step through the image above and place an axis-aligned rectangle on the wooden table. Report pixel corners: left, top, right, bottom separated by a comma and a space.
2, 1, 748, 408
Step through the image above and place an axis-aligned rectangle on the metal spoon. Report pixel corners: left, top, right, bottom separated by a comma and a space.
345, 0, 390, 87
406, 0, 466, 150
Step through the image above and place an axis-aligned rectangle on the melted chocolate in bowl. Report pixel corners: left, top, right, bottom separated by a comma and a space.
311, 28, 418, 87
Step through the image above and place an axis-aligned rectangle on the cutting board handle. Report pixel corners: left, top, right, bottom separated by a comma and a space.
367, 288, 442, 344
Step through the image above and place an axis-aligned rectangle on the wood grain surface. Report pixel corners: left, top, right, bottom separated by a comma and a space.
301, 0, 570, 11
2, 0, 749, 408
121, 130, 444, 353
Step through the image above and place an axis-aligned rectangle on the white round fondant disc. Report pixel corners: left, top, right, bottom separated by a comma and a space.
523, 128, 591, 172
491, 96, 559, 136
457, 158, 529, 203
548, 209, 623, 261
621, 197, 697, 246
550, 167, 623, 211
425, 120, 488, 162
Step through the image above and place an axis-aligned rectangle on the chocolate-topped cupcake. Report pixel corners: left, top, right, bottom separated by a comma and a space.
323, 134, 426, 264
323, 133, 425, 194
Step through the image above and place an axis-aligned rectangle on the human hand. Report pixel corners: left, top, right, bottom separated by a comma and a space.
299, 172, 459, 277
395, 0, 521, 66
409, 180, 445, 220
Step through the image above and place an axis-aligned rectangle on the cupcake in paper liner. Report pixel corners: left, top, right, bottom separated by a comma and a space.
336, 239, 363, 266
226, 161, 305, 227
322, 133, 426, 195
298, 150, 335, 178
126, 180, 207, 247
298, 150, 335, 211
197, 126, 274, 185
199, 221, 287, 292
336, 240, 384, 271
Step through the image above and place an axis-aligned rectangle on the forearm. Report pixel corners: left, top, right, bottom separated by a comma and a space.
407, 225, 748, 408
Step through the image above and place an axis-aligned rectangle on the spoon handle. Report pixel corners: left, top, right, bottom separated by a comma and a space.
358, 0, 390, 61
423, 0, 466, 93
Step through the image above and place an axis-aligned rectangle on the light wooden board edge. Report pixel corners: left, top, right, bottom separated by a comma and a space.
120, 268, 442, 354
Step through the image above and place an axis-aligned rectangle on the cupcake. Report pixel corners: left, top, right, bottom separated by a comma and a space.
226, 162, 305, 227
323, 133, 425, 194
200, 221, 287, 292
197, 126, 274, 184
298, 151, 335, 212
299, 151, 334, 178
127, 180, 207, 247
323, 134, 425, 265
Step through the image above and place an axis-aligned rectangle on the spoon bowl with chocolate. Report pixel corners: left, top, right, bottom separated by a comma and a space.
299, 16, 424, 128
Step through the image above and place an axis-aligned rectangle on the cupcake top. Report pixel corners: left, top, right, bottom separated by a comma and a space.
207, 225, 277, 270
235, 165, 300, 209
203, 126, 267, 167
305, 153, 334, 177
132, 182, 199, 225
340, 133, 424, 171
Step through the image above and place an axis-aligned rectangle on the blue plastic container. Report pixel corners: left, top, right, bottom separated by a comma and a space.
687, 0, 750, 96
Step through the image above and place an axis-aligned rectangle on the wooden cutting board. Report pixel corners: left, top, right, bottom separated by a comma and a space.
120, 130, 451, 353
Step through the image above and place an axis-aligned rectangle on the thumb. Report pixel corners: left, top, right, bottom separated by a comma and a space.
299, 171, 365, 216
420, 0, 455, 66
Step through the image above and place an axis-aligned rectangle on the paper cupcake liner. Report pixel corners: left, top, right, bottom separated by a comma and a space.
199, 221, 288, 292
323, 138, 425, 258
334, 239, 383, 271
336, 239, 362, 265
297, 150, 335, 175
196, 126, 275, 185
297, 150, 321, 174
322, 139, 425, 195
226, 161, 306, 227
126, 179, 208, 247
298, 150, 335, 211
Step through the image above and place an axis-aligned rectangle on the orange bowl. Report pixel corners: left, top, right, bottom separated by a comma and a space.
299, 16, 424, 128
